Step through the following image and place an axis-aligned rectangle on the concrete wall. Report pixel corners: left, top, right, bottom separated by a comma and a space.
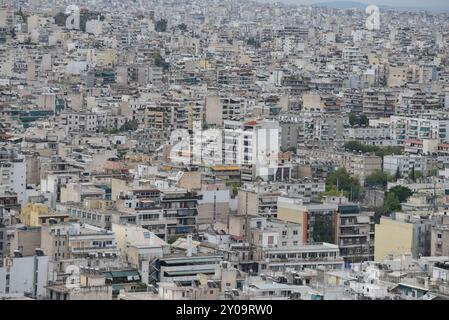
0, 255, 48, 298
10, 228, 42, 257
374, 218, 413, 261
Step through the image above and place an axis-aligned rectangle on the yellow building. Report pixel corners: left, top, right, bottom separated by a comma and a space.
21, 203, 70, 227
21, 203, 49, 227
277, 197, 310, 244
374, 217, 414, 262
83, 198, 114, 210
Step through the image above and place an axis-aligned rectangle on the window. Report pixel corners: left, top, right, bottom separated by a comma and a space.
438, 234, 442, 239
293, 230, 298, 235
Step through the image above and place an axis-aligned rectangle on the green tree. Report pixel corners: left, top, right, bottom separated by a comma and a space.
388, 185, 413, 203
348, 112, 358, 126
320, 186, 349, 199
177, 23, 187, 32
383, 192, 401, 213
120, 119, 139, 131
167, 235, 182, 244
365, 170, 389, 188
153, 53, 164, 67
343, 141, 403, 157
325, 168, 361, 200
231, 182, 240, 197
409, 165, 416, 182
359, 114, 369, 126
415, 170, 423, 180
348, 112, 369, 127
246, 37, 260, 48
395, 167, 401, 181
155, 19, 167, 32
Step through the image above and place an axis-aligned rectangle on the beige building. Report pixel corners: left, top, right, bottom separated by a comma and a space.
228, 214, 257, 238
298, 148, 382, 186
374, 213, 432, 261
205, 95, 223, 126
238, 188, 280, 218
41, 224, 71, 260
46, 273, 113, 300
10, 227, 42, 257
431, 215, 449, 256
375, 217, 413, 261
387, 66, 408, 87
21, 203, 49, 227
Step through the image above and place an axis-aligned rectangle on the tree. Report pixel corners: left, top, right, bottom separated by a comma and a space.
383, 192, 401, 213
348, 112, 369, 127
231, 182, 240, 197
177, 23, 187, 32
246, 37, 260, 48
388, 185, 413, 203
365, 170, 389, 188
415, 170, 423, 180
359, 114, 369, 126
155, 19, 167, 32
395, 167, 401, 181
120, 119, 139, 131
325, 168, 361, 200
343, 141, 403, 157
153, 53, 164, 67
167, 235, 182, 244
409, 165, 416, 182
348, 112, 358, 126
320, 186, 344, 198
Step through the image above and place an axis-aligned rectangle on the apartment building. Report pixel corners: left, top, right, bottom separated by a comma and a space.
257, 242, 344, 272
375, 213, 434, 261
223, 119, 280, 181
0, 148, 26, 204
390, 115, 449, 145
383, 155, 429, 177
249, 217, 303, 249
0, 252, 49, 299
298, 148, 382, 186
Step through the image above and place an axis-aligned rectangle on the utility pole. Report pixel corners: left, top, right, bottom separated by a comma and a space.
433, 181, 437, 213
336, 177, 339, 193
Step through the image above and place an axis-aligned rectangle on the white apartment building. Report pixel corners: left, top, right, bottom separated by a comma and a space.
344, 126, 391, 141
250, 217, 303, 248
61, 112, 99, 133
383, 155, 428, 177
223, 119, 280, 181
390, 116, 449, 145
0, 254, 49, 299
258, 242, 345, 272
0, 150, 26, 205
342, 46, 363, 66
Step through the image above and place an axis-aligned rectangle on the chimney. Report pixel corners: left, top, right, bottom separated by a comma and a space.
187, 234, 193, 257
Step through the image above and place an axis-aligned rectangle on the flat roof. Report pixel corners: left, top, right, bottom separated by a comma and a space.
162, 255, 223, 264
